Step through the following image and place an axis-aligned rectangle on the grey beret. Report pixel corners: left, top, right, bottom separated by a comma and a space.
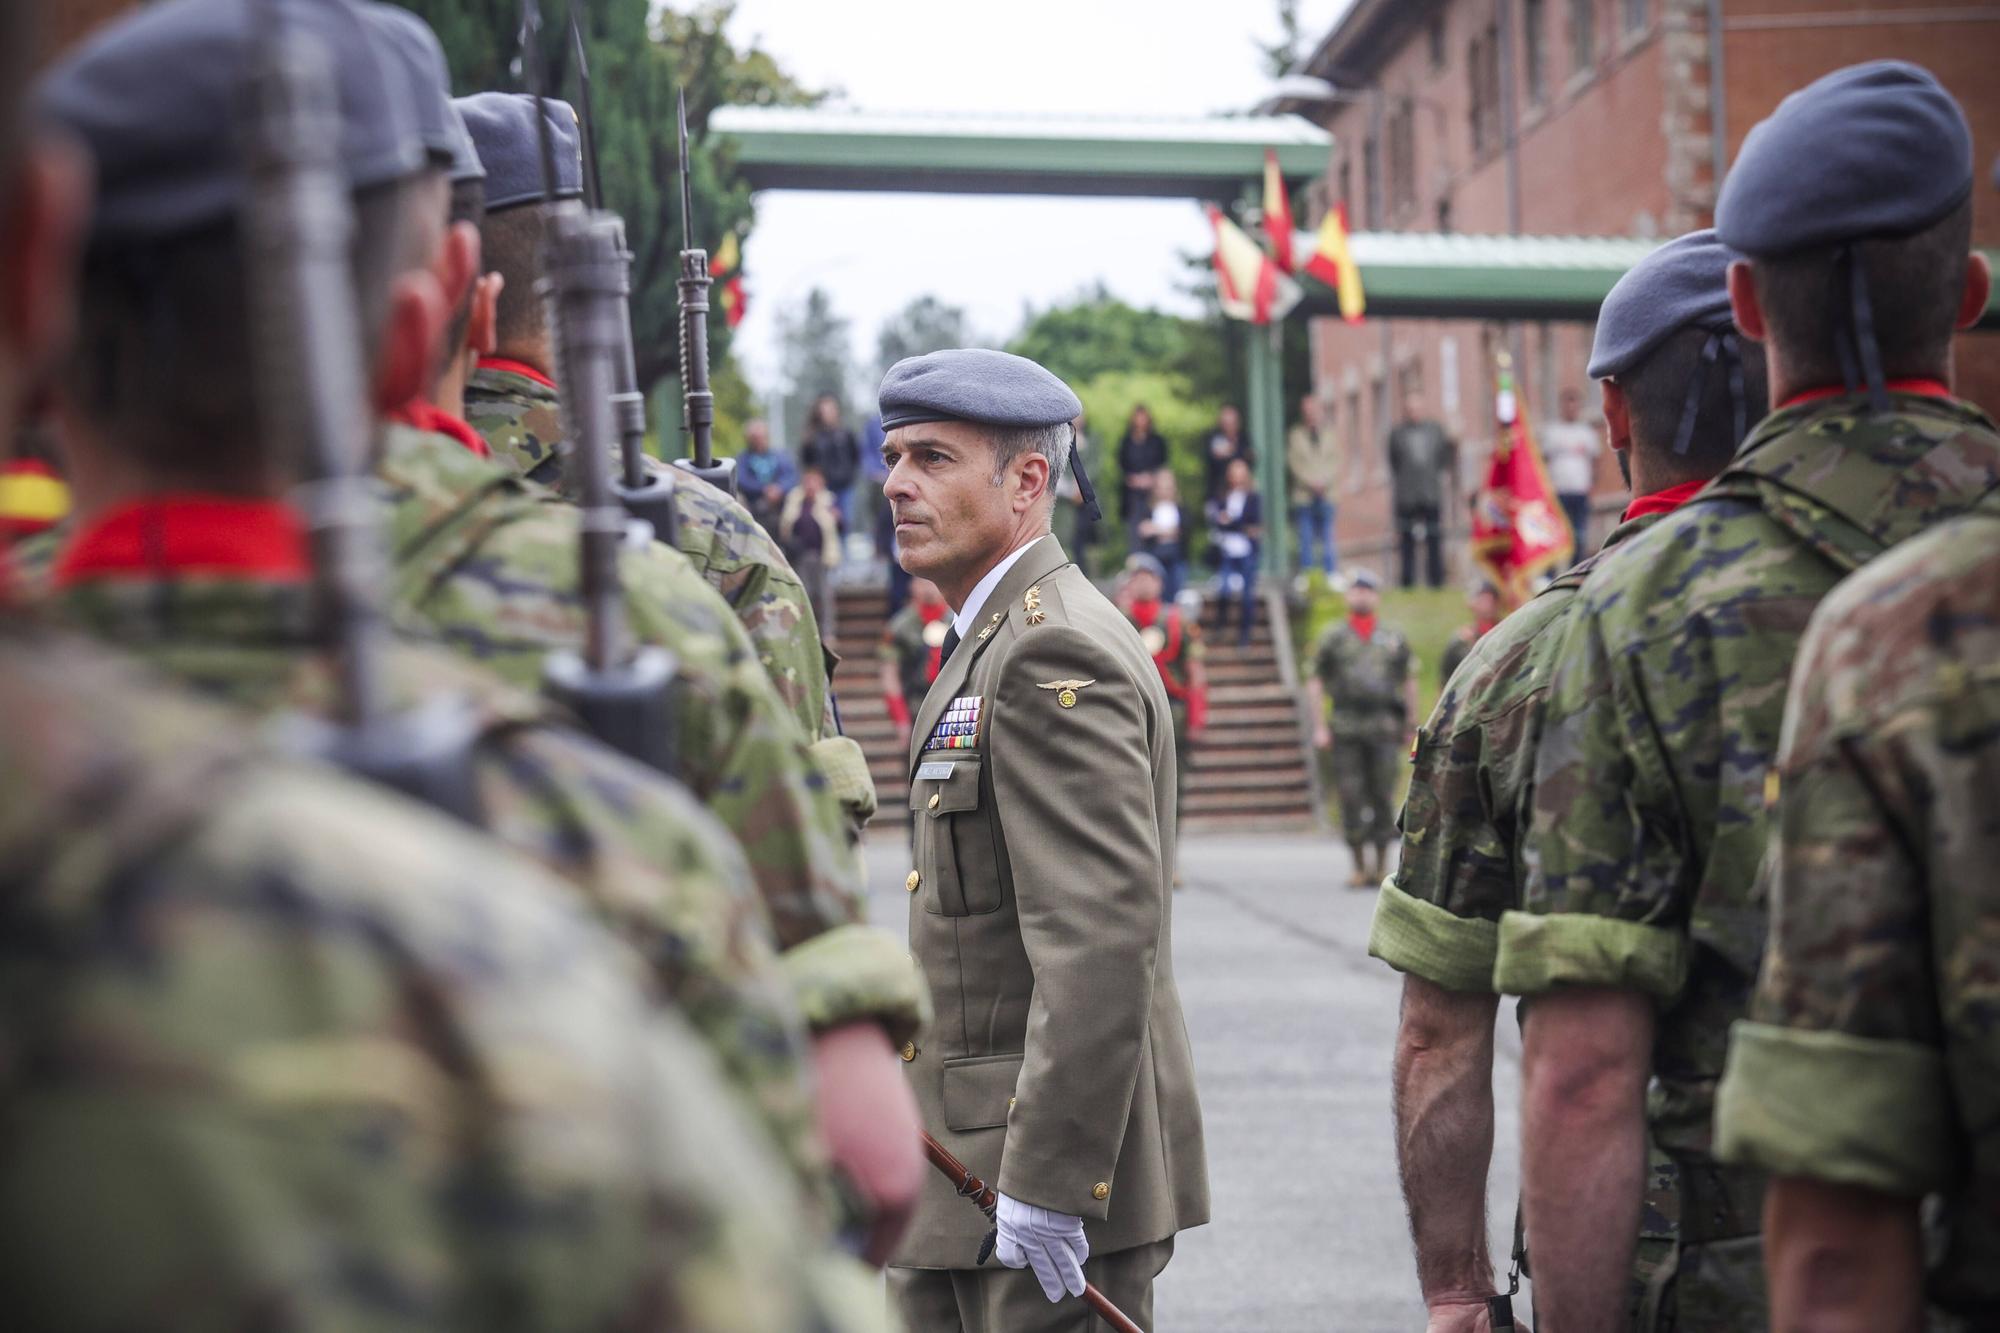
1348, 567, 1381, 592
444, 106, 484, 185
36, 0, 427, 242
878, 348, 1083, 432
1717, 61, 1971, 257
455, 91, 583, 212
1587, 229, 1742, 379
362, 3, 466, 175
1121, 553, 1166, 581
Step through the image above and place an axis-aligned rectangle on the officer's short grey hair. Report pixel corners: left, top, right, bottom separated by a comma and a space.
990, 421, 1072, 491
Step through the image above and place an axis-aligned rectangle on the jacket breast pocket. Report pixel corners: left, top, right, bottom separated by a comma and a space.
910, 755, 1002, 916
941, 1052, 1024, 1132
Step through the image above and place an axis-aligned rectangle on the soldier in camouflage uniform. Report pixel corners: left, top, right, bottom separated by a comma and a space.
454, 93, 876, 830
1435, 579, 1498, 689
1495, 63, 1999, 1332
1372, 230, 1763, 1332
1308, 567, 1416, 887
880, 574, 950, 750
2, 6, 845, 1327
1115, 553, 1207, 830
1712, 493, 2000, 1331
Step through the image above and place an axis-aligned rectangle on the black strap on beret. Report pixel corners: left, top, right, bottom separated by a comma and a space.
1068, 426, 1102, 524
1832, 245, 1892, 415
1672, 330, 1750, 456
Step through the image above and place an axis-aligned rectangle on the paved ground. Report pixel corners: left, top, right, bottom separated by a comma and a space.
863, 831, 1531, 1332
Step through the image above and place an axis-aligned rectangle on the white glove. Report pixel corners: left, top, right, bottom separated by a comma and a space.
994, 1192, 1089, 1303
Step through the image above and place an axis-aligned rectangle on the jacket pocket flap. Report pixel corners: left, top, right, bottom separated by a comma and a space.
909, 756, 983, 815
941, 1052, 1023, 1132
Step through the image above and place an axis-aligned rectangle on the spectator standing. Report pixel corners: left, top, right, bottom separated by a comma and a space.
1053, 413, 1099, 575
1203, 403, 1254, 501
1541, 386, 1601, 554
1206, 457, 1263, 646
1116, 404, 1169, 534
734, 417, 795, 535
1385, 390, 1457, 588
1136, 471, 1187, 600
1286, 392, 1342, 579
799, 394, 861, 529
779, 466, 843, 642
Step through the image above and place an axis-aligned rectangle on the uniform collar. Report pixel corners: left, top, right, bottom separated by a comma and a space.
1778, 377, 1949, 410
53, 496, 309, 588
951, 541, 1038, 639
387, 399, 490, 458
1620, 477, 1710, 523
476, 355, 557, 392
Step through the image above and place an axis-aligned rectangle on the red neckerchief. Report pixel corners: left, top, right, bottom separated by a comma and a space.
477, 355, 557, 391
1620, 478, 1709, 523
1350, 612, 1377, 642
388, 399, 490, 458
1779, 377, 1951, 411
916, 601, 947, 683
53, 496, 309, 587
1474, 618, 1498, 639
1131, 599, 1160, 628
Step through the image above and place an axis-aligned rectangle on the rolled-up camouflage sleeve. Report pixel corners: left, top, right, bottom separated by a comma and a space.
1714, 616, 1953, 1196
1496, 596, 1690, 1000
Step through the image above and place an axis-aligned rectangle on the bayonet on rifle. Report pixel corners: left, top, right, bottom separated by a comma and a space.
242, 0, 481, 820
669, 89, 736, 495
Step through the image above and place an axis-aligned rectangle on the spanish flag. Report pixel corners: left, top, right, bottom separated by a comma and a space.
1304, 203, 1366, 323
0, 458, 69, 544
1471, 353, 1574, 606
712, 232, 747, 329
1207, 205, 1299, 325
1262, 150, 1295, 274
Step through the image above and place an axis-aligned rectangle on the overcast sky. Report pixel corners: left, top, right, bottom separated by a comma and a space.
721, 0, 1355, 410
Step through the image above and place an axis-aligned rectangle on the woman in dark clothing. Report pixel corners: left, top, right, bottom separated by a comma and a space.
798, 394, 862, 529
1115, 404, 1169, 533
1205, 456, 1263, 645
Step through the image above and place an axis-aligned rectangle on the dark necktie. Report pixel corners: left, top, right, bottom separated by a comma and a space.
938, 624, 961, 665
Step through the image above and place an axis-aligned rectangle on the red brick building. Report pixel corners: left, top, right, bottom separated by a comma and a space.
1291, 0, 2000, 571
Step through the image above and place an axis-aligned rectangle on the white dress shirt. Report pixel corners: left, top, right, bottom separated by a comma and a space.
951, 541, 1037, 640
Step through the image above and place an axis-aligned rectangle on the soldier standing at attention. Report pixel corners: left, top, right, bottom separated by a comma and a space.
1498, 63, 1998, 1332
878, 348, 1208, 1331
1115, 552, 1208, 832
1373, 230, 1765, 1333
1714, 496, 2000, 1331
881, 574, 950, 751
1309, 568, 1417, 888
1436, 579, 1499, 689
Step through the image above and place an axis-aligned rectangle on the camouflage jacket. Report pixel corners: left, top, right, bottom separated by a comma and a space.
1312, 617, 1413, 740
1498, 392, 2000, 1173
464, 365, 854, 774
47, 566, 832, 1198
1374, 512, 1664, 991
880, 602, 947, 713
1716, 498, 2000, 1323
374, 425, 927, 1041
0, 625, 843, 1332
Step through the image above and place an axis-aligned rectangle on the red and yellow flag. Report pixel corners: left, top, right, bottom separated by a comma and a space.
711, 232, 746, 329
1304, 202, 1365, 323
1207, 204, 1299, 325
1262, 149, 1295, 274
1471, 353, 1574, 606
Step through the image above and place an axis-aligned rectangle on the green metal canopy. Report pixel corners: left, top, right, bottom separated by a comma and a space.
709, 106, 1330, 199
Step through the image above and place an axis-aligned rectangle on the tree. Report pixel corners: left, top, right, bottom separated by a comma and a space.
777, 288, 855, 435
1008, 285, 1231, 404
390, 1, 820, 394
1258, 0, 1304, 79
874, 296, 973, 380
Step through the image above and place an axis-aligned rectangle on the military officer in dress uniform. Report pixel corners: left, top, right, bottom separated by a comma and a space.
1115, 553, 1207, 831
877, 348, 1208, 1332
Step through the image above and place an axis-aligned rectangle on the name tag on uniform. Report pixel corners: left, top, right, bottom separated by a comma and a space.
916, 761, 956, 780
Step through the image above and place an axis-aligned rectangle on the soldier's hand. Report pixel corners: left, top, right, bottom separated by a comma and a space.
994, 1193, 1089, 1302
1424, 1297, 1528, 1333
809, 1021, 924, 1266
1314, 724, 1332, 750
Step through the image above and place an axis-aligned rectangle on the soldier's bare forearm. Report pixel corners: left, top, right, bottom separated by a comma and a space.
1392, 975, 1501, 1302
1764, 1176, 1924, 1333
1520, 987, 1652, 1333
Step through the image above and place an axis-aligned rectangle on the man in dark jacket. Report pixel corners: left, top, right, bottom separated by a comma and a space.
801, 393, 862, 528
1386, 391, 1457, 588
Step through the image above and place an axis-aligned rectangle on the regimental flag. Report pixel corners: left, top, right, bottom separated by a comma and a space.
1303, 202, 1366, 323
1262, 149, 1296, 274
1206, 204, 1300, 325
712, 233, 747, 329
1471, 353, 1574, 607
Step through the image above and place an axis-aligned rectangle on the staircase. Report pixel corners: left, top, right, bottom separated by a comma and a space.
830, 582, 1320, 835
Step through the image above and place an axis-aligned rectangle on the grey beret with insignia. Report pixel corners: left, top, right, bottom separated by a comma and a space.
1587, 229, 1741, 380
878, 348, 1083, 432
362, 3, 467, 176
1717, 60, 1971, 258
454, 92, 583, 212
36, 0, 426, 242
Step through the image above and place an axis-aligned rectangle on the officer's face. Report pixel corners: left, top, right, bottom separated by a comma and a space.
882, 419, 1039, 596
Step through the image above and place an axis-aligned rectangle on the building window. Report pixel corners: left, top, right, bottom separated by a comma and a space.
1428, 15, 1447, 71
1387, 99, 1416, 217
1523, 0, 1547, 105
1436, 196, 1454, 233
1468, 27, 1501, 155
1623, 0, 1647, 34
1571, 0, 1595, 74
